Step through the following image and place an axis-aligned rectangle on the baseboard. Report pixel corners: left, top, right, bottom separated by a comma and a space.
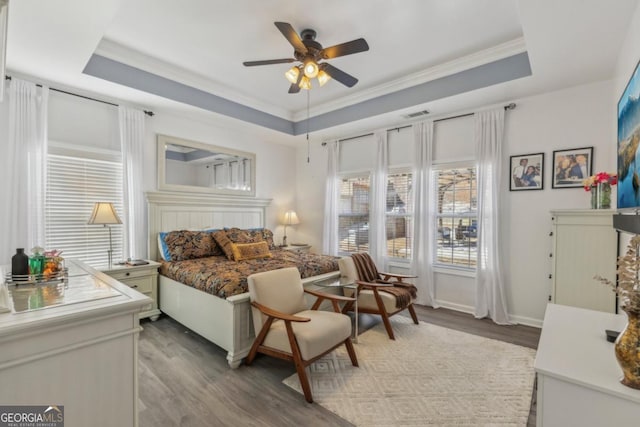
508, 314, 543, 328
434, 300, 543, 329
434, 300, 475, 315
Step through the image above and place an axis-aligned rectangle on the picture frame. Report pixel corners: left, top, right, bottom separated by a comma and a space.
552, 147, 593, 189
510, 153, 544, 191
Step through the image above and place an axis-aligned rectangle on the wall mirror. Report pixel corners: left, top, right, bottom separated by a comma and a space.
157, 134, 256, 196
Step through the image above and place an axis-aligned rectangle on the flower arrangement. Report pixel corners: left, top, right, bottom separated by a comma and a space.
582, 171, 618, 191
595, 235, 640, 313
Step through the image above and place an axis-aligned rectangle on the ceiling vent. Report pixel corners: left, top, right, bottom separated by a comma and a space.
404, 110, 430, 119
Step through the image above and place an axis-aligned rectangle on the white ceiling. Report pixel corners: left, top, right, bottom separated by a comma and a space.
5, 0, 640, 140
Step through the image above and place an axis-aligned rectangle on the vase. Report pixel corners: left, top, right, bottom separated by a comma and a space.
590, 182, 611, 209
11, 248, 29, 281
615, 306, 640, 389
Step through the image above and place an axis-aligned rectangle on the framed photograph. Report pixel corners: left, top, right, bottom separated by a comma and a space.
510, 153, 544, 191
552, 147, 593, 189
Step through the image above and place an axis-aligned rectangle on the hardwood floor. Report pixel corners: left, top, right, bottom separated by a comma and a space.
138, 305, 541, 427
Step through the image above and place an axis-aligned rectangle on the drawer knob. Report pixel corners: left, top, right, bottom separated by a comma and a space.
131, 285, 138, 289
125, 272, 130, 276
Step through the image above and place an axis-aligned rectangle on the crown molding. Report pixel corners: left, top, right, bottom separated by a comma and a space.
95, 38, 294, 120
294, 37, 527, 121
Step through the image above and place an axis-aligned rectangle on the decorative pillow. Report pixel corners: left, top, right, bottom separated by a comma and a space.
224, 227, 276, 250
230, 241, 272, 261
163, 230, 217, 261
259, 228, 276, 250
158, 232, 171, 261
224, 227, 258, 243
213, 230, 235, 260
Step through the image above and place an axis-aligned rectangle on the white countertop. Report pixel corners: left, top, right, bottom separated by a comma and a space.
0, 259, 151, 337
534, 303, 640, 403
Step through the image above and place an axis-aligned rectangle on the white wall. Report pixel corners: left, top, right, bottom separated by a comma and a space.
296, 79, 616, 327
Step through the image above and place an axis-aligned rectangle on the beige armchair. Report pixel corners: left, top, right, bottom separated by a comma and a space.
339, 253, 419, 340
245, 267, 358, 403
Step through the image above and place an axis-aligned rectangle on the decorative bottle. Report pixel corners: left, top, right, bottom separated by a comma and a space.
29, 246, 45, 278
11, 248, 29, 281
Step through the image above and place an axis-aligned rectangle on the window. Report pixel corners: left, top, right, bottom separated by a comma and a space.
386, 171, 413, 259
338, 175, 370, 254
46, 150, 124, 268
434, 164, 477, 269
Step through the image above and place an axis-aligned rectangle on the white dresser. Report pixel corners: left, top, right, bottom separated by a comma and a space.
535, 304, 640, 426
550, 210, 617, 313
0, 259, 151, 427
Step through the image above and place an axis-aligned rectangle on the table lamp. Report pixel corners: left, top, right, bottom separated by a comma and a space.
282, 210, 300, 247
87, 202, 122, 267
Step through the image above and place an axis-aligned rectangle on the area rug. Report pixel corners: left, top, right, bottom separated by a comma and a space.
283, 316, 536, 426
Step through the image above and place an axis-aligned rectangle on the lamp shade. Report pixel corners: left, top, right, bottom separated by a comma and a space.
87, 202, 122, 225
283, 210, 300, 226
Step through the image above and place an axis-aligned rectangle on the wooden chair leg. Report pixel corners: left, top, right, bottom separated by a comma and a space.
408, 304, 419, 324
372, 287, 395, 340
245, 317, 274, 365
285, 321, 314, 403
344, 338, 359, 367
380, 310, 395, 340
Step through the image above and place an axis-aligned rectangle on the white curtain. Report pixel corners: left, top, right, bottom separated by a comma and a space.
369, 130, 388, 268
474, 108, 511, 325
119, 106, 146, 259
411, 120, 438, 307
322, 140, 339, 255
0, 78, 48, 262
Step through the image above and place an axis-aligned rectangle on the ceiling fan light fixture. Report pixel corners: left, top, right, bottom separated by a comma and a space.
299, 76, 312, 90
317, 69, 331, 87
303, 60, 319, 78
285, 66, 300, 84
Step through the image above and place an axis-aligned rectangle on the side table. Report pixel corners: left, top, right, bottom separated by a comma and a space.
101, 260, 161, 321
313, 276, 358, 342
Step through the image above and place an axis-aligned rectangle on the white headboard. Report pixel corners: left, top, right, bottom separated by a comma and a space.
146, 191, 272, 261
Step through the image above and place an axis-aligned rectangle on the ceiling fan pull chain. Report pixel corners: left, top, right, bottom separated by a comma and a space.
307, 90, 310, 163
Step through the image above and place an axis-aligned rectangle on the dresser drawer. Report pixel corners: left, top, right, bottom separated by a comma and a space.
118, 276, 153, 293
107, 267, 156, 281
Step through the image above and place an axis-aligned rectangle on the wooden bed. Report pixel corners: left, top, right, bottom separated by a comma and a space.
146, 191, 339, 368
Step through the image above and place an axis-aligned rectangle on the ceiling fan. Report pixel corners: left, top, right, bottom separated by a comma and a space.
243, 22, 369, 93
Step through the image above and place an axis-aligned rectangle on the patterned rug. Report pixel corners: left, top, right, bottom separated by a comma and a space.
283, 316, 536, 426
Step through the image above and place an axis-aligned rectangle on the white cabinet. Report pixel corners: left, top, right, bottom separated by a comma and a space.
0, 259, 151, 427
535, 304, 639, 427
550, 210, 617, 313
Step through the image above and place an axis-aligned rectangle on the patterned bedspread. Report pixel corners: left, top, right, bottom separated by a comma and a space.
159, 249, 340, 299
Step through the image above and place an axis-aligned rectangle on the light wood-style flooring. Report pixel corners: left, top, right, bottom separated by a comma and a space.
138, 305, 541, 427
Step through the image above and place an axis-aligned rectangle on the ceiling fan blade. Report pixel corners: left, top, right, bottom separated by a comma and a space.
274, 22, 307, 54
322, 63, 359, 88
288, 83, 301, 94
288, 68, 304, 94
243, 58, 296, 66
321, 38, 369, 59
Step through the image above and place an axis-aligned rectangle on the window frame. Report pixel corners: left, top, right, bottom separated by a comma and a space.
432, 161, 478, 273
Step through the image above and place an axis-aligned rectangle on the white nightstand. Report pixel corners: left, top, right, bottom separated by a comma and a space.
102, 260, 161, 321
281, 244, 311, 253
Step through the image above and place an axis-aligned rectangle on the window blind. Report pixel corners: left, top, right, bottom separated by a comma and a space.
386, 171, 413, 259
46, 154, 124, 268
338, 175, 370, 254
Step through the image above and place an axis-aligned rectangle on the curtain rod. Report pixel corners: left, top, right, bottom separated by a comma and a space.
4, 75, 154, 117
322, 102, 516, 145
